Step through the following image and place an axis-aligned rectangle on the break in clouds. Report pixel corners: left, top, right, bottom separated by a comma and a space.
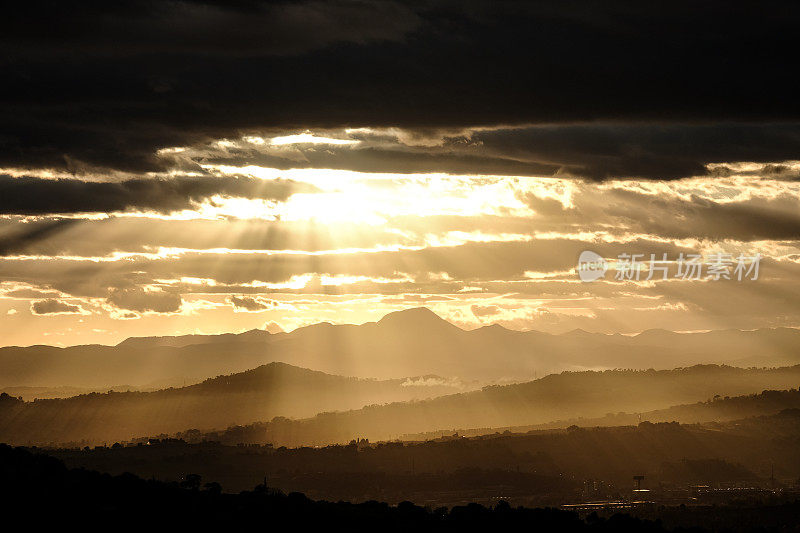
2, 169, 800, 345
2, 1, 800, 345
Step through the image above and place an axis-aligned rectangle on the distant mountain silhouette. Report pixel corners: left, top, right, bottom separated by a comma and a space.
377, 307, 461, 332
4, 308, 800, 389
0, 362, 469, 446
117, 329, 271, 349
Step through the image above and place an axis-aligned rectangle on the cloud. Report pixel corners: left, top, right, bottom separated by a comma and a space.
196, 123, 800, 180
3, 175, 800, 264
600, 188, 800, 241
107, 287, 182, 314
0, 219, 81, 255
400, 377, 464, 389
30, 299, 86, 315
0, 237, 707, 301
3, 2, 419, 57
111, 310, 140, 320
0, 175, 307, 215
471, 304, 500, 318
467, 123, 800, 180
3, 2, 800, 176
229, 296, 278, 312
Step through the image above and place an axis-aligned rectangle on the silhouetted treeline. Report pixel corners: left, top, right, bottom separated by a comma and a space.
0, 444, 612, 531
49, 410, 800, 501
3, 444, 800, 532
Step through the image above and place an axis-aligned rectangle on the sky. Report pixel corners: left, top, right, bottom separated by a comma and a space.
2, 1, 800, 346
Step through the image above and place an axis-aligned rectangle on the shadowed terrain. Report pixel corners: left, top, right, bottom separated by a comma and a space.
0, 362, 468, 446
49, 406, 800, 503
174, 366, 800, 447
5, 362, 800, 447
13, 444, 800, 533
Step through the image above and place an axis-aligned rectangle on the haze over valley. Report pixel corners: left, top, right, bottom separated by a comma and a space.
3, 309, 800, 447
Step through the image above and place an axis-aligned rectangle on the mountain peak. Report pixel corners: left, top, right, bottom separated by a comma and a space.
635, 328, 678, 339
562, 328, 594, 337
377, 307, 459, 331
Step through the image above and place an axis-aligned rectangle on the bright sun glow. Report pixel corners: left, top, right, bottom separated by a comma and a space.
199, 165, 560, 224
268, 133, 360, 146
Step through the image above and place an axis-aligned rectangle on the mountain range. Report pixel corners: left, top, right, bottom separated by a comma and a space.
3, 308, 800, 389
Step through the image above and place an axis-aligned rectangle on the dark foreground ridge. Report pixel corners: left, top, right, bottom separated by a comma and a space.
3, 444, 800, 532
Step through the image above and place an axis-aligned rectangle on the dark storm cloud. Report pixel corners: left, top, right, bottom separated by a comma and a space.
201, 123, 800, 180
468, 124, 800, 180
2, 1, 420, 57
107, 287, 182, 314
2, 1, 800, 177
0, 175, 307, 215
229, 296, 276, 312
30, 299, 84, 315
204, 143, 562, 176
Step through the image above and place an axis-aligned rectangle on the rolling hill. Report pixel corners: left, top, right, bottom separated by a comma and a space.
186, 365, 800, 447
6, 362, 798, 447
0, 362, 468, 445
